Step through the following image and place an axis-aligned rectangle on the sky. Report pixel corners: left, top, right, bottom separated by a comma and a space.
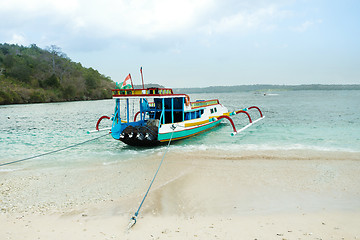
1, 0, 359, 87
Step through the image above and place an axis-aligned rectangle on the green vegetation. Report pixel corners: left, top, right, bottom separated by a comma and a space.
173, 84, 360, 94
0, 43, 115, 105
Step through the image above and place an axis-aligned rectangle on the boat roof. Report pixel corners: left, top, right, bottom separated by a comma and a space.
111, 87, 221, 110
112, 88, 187, 99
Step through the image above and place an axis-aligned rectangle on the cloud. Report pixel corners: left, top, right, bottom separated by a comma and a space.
291, 19, 323, 32
1, 0, 78, 13
202, 4, 293, 35
1, 0, 219, 52
0, 0, 299, 52
1, 0, 214, 38
7, 33, 27, 45
0, 0, 291, 38
72, 0, 215, 39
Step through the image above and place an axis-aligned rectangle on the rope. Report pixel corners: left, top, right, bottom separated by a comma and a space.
128, 125, 176, 229
132, 99, 135, 119
142, 125, 158, 137
0, 133, 109, 167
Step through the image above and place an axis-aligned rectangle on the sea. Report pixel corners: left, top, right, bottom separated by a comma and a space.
0, 90, 359, 170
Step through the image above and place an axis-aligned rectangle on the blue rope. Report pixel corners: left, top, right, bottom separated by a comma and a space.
0, 133, 109, 167
131, 128, 175, 224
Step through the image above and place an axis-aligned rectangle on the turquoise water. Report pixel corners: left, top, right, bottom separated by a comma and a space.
184, 90, 360, 152
0, 90, 359, 169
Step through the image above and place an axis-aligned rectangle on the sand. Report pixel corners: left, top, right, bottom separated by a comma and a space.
1, 149, 360, 239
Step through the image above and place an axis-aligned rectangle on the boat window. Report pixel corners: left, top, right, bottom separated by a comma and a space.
196, 111, 200, 118
151, 97, 185, 124
214, 107, 217, 112
210, 108, 214, 114
185, 110, 203, 121
192, 112, 196, 119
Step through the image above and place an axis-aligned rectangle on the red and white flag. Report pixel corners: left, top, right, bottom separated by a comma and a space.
121, 74, 133, 89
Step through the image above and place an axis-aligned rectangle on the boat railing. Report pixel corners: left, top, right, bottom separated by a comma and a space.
112, 88, 174, 97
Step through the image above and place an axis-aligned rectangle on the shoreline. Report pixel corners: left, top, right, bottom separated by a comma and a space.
1, 149, 360, 239
2, 211, 359, 240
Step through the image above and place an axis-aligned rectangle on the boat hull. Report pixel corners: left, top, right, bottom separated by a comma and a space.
113, 119, 222, 146
117, 125, 160, 147
158, 119, 222, 142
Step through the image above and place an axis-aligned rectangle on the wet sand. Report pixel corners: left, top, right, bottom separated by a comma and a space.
1, 149, 360, 239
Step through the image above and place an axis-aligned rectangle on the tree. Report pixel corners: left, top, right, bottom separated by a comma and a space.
0, 43, 116, 104
84, 68, 100, 89
5, 55, 32, 83
46, 45, 68, 74
43, 74, 60, 88
62, 85, 76, 99
0, 44, 10, 55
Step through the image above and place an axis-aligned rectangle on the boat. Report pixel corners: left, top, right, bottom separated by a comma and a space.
93, 73, 265, 147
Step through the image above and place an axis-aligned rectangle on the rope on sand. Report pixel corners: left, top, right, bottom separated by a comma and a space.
0, 133, 109, 167
127, 125, 177, 230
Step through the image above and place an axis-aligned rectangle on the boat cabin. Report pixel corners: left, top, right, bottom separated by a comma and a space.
110, 87, 225, 146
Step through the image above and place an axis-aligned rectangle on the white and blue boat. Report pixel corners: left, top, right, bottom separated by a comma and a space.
95, 85, 264, 147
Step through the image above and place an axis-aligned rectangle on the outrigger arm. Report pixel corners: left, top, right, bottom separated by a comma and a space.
87, 115, 112, 134
212, 106, 265, 136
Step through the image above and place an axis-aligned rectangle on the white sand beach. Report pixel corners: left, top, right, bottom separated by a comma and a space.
1, 149, 360, 239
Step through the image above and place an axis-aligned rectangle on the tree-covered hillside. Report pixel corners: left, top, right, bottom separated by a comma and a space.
173, 84, 360, 94
0, 43, 115, 104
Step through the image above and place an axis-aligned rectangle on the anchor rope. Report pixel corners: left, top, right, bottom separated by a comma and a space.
0, 133, 109, 167
129, 126, 176, 228
142, 126, 158, 137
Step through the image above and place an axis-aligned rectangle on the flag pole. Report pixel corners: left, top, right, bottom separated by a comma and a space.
129, 73, 134, 89
140, 67, 144, 89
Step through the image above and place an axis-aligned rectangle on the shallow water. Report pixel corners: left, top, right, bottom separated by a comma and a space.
1, 92, 360, 217
0, 90, 359, 170
184, 90, 360, 152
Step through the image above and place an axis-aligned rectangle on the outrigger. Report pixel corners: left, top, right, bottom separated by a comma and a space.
94, 85, 265, 147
